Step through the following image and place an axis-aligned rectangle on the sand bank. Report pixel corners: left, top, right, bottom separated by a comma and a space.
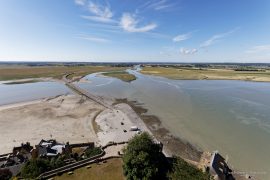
95, 103, 153, 146
0, 95, 104, 154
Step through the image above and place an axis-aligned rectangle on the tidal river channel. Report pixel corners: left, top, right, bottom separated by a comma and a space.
78, 69, 270, 178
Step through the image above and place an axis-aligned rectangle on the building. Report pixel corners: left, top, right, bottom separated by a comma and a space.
0, 142, 33, 176
36, 139, 69, 157
209, 151, 235, 180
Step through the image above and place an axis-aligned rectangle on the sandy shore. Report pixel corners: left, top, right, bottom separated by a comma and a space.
0, 93, 155, 156
114, 99, 202, 162
0, 95, 104, 154
0, 77, 61, 85
0, 89, 201, 162
95, 103, 154, 146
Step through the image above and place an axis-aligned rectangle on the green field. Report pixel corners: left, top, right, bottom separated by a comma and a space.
102, 71, 136, 82
54, 158, 125, 180
0, 66, 126, 81
141, 66, 270, 82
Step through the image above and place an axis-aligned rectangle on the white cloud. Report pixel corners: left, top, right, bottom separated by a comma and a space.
77, 34, 110, 43
76, 1, 114, 23
75, 0, 86, 6
88, 1, 113, 19
173, 33, 192, 42
81, 15, 116, 23
200, 28, 239, 48
146, 0, 174, 11
246, 45, 270, 53
180, 48, 198, 55
120, 13, 157, 33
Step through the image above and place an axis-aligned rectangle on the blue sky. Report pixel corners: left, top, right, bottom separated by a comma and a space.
0, 0, 270, 62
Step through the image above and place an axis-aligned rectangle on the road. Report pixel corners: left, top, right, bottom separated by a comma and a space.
62, 74, 112, 109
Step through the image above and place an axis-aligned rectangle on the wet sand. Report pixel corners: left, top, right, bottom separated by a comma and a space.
114, 99, 202, 162
0, 88, 202, 162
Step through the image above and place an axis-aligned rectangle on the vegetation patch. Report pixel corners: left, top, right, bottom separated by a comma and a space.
54, 158, 125, 180
0, 65, 126, 81
84, 147, 103, 158
141, 66, 270, 82
21, 157, 65, 179
102, 71, 136, 82
123, 132, 168, 179
168, 157, 210, 180
122, 132, 211, 180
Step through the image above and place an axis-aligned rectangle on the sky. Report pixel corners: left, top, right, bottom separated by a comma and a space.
0, 0, 270, 62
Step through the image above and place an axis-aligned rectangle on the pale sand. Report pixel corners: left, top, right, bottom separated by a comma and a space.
95, 103, 154, 145
0, 93, 154, 156
0, 77, 61, 85
0, 95, 104, 154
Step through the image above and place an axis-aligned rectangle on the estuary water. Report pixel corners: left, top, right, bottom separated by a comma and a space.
79, 70, 270, 178
0, 81, 72, 105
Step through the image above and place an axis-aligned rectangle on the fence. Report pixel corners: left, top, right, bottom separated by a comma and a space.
38, 142, 127, 179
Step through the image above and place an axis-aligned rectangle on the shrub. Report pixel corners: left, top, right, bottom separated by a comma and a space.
168, 157, 211, 180
21, 158, 51, 179
50, 156, 65, 169
84, 147, 103, 158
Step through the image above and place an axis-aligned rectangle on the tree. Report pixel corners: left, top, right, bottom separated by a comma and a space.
21, 158, 51, 179
122, 132, 163, 180
50, 156, 65, 169
168, 157, 211, 180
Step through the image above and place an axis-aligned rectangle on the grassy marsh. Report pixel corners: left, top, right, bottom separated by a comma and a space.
141, 66, 270, 82
102, 71, 136, 82
0, 66, 126, 81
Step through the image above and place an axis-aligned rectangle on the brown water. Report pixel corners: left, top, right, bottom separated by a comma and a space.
78, 70, 270, 178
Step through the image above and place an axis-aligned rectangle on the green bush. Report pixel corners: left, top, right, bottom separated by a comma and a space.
21, 158, 51, 179
84, 147, 103, 158
168, 157, 211, 180
50, 156, 65, 169
21, 156, 65, 179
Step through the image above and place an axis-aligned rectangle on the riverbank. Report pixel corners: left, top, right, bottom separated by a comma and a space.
0, 91, 201, 162
113, 99, 202, 162
141, 66, 270, 82
0, 94, 154, 155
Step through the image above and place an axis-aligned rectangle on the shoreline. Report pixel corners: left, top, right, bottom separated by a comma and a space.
113, 98, 203, 162
0, 94, 202, 162
140, 67, 270, 83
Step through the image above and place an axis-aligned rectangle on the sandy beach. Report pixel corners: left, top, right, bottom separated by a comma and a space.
0, 93, 155, 155
0, 89, 202, 164
95, 103, 154, 146
0, 95, 104, 154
